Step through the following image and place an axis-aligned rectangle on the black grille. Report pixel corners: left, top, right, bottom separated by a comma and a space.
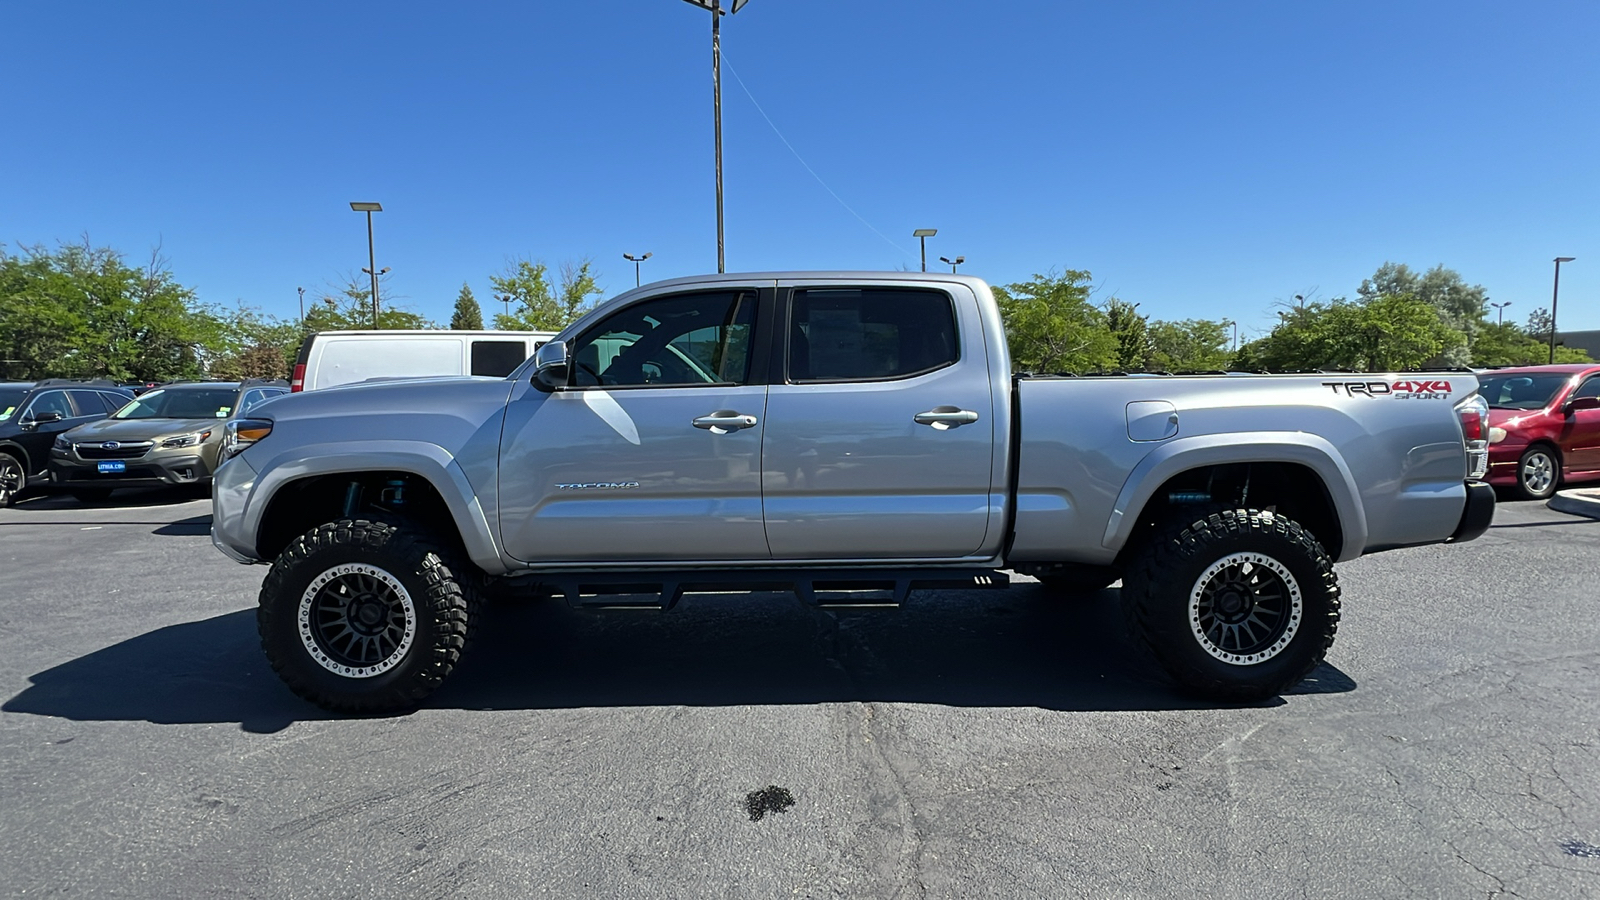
75, 442, 153, 460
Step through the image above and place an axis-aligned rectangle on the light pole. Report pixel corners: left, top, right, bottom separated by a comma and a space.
623, 252, 653, 288
1490, 301, 1512, 325
496, 294, 513, 322
1550, 257, 1576, 364
678, 0, 753, 274
349, 202, 384, 327
1223, 319, 1238, 351
1294, 294, 1305, 308
297, 286, 305, 324
913, 229, 937, 272
939, 255, 965, 273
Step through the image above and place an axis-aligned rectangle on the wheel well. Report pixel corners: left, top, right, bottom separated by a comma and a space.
0, 443, 30, 474
1122, 462, 1344, 560
1521, 440, 1561, 463
255, 471, 461, 561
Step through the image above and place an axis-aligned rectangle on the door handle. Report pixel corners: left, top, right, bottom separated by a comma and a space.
693, 410, 759, 433
914, 406, 979, 429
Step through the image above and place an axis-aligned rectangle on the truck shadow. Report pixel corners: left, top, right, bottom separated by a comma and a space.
2, 587, 1354, 734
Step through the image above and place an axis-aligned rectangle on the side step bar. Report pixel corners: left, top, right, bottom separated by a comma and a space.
532, 568, 1010, 611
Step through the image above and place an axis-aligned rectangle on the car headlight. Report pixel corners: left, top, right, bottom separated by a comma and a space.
222, 419, 273, 461
53, 435, 71, 451
161, 430, 213, 449
1488, 426, 1507, 444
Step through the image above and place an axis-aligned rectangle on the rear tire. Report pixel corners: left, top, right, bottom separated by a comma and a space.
1515, 445, 1559, 501
258, 518, 479, 713
0, 453, 23, 508
1123, 509, 1340, 702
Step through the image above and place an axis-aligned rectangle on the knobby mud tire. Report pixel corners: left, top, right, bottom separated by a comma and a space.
1122, 508, 1341, 702
257, 517, 479, 713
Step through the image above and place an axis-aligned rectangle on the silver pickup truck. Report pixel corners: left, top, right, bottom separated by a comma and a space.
211, 272, 1494, 712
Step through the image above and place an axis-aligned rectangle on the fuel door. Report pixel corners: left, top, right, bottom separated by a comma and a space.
1127, 400, 1179, 442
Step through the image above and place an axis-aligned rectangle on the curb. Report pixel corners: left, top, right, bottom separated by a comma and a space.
1548, 489, 1600, 521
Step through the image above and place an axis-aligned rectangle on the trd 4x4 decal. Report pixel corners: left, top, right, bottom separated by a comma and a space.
1322, 380, 1452, 399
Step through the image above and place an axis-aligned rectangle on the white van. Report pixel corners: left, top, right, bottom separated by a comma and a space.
291, 330, 556, 392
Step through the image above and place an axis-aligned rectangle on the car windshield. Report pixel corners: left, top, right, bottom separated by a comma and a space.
0, 388, 27, 421
1477, 373, 1571, 410
114, 387, 239, 420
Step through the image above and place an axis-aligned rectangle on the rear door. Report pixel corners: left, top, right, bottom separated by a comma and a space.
1565, 375, 1600, 474
498, 285, 775, 563
760, 281, 996, 560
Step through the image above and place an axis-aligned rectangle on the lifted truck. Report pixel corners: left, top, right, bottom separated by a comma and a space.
210, 272, 1495, 711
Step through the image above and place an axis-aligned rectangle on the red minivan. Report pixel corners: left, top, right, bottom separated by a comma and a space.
1480, 364, 1600, 499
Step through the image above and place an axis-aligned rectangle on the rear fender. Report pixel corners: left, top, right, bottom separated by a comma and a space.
1102, 432, 1368, 562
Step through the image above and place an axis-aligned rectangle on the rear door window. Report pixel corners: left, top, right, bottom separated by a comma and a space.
67, 390, 110, 417
470, 340, 528, 377
786, 288, 959, 382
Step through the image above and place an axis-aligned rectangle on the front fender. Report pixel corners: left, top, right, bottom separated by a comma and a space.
237, 440, 509, 575
1101, 432, 1369, 562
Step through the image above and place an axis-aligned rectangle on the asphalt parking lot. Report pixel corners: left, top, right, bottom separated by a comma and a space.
2, 488, 1598, 898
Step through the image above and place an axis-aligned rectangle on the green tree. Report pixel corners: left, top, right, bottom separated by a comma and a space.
1358, 263, 1488, 365
490, 258, 603, 331
1147, 319, 1232, 371
450, 283, 484, 330
304, 274, 433, 331
1476, 317, 1591, 365
1105, 299, 1149, 370
1232, 295, 1463, 372
993, 270, 1117, 373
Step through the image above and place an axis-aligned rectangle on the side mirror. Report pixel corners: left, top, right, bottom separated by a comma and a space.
532, 340, 570, 391
1566, 395, 1600, 413
30, 410, 63, 425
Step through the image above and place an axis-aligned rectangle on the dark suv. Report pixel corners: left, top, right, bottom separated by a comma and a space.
0, 380, 135, 507
48, 379, 288, 501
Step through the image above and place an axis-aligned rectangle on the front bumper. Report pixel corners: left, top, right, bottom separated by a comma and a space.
210, 455, 264, 565
1448, 481, 1496, 543
49, 450, 215, 488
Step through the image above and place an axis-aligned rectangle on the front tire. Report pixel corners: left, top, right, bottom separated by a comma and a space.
1123, 509, 1340, 702
1515, 445, 1559, 501
258, 518, 478, 712
0, 453, 24, 508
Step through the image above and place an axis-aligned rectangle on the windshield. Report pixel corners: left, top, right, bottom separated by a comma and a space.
114, 387, 239, 420
0, 388, 26, 421
1477, 373, 1571, 410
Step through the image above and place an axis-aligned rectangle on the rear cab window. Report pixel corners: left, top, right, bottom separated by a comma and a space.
786, 288, 959, 382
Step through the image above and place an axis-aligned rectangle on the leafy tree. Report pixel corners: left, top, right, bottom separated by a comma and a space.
304, 274, 433, 331
1232, 295, 1463, 372
1358, 263, 1488, 365
993, 270, 1117, 373
1147, 319, 1232, 371
490, 259, 603, 331
450, 283, 484, 330
1105, 299, 1149, 370
1476, 317, 1591, 365
1525, 308, 1554, 343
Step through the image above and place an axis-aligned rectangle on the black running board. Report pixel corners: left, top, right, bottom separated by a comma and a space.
527, 568, 1010, 611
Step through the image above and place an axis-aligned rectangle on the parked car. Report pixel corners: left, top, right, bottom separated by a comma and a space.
211, 272, 1492, 712
291, 329, 555, 392
1479, 363, 1600, 499
0, 380, 134, 507
48, 379, 288, 501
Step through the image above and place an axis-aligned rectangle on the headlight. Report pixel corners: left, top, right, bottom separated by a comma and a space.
222, 419, 273, 462
53, 435, 71, 451
1488, 426, 1507, 444
161, 430, 213, 449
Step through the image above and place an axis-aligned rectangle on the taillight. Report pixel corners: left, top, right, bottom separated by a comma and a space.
1456, 393, 1489, 479
291, 363, 305, 392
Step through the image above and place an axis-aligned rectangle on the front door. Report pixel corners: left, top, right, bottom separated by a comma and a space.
16, 389, 82, 475
761, 282, 997, 560
498, 287, 773, 563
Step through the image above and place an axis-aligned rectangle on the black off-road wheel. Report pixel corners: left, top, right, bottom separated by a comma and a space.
0, 453, 24, 508
258, 518, 479, 713
1123, 509, 1340, 702
1515, 445, 1559, 501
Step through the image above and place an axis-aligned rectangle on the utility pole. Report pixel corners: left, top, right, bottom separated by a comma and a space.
1550, 257, 1576, 364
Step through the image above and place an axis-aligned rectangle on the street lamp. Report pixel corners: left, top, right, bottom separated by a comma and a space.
1222, 319, 1238, 351
1294, 294, 1305, 308
297, 286, 305, 324
623, 252, 654, 288
349, 201, 384, 327
912, 229, 937, 272
496, 294, 514, 322
1550, 257, 1576, 364
677, 0, 753, 274
1490, 301, 1512, 325
939, 255, 965, 273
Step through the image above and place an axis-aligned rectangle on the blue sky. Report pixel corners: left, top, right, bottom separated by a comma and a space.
3, 1, 1596, 339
